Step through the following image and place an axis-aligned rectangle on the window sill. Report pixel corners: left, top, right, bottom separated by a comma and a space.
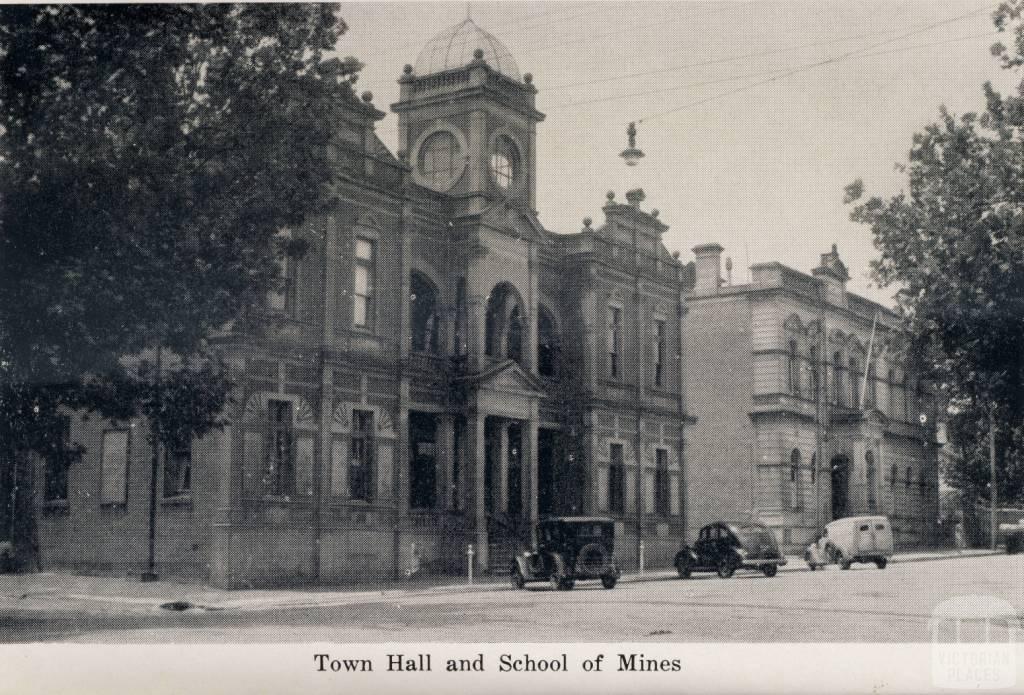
161, 495, 193, 507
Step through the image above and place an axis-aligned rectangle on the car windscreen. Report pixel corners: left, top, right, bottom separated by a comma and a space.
737, 525, 778, 550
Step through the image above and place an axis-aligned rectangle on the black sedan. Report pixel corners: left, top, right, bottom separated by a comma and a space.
675, 521, 787, 579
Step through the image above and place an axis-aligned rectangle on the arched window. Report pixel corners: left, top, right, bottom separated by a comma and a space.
419, 131, 460, 188
790, 449, 802, 510
890, 463, 898, 487
410, 272, 440, 354
866, 450, 877, 511
867, 364, 877, 407
833, 352, 844, 406
485, 283, 525, 366
506, 304, 523, 364
490, 135, 519, 190
905, 465, 913, 488
788, 340, 801, 396
537, 305, 559, 378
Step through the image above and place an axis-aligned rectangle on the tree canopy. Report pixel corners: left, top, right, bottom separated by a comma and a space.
846, 2, 1024, 505
0, 5, 361, 566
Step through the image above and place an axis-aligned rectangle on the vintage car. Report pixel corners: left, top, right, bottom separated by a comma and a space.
674, 521, 787, 579
805, 515, 894, 570
511, 516, 620, 591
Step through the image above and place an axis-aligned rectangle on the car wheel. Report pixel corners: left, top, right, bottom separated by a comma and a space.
808, 563, 817, 571
561, 579, 575, 591
511, 567, 526, 590
716, 557, 736, 579
762, 564, 778, 578
875, 557, 887, 570
839, 558, 852, 570
676, 559, 691, 579
601, 575, 617, 589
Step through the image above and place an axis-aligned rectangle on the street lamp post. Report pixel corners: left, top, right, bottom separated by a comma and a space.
141, 345, 162, 582
989, 407, 998, 551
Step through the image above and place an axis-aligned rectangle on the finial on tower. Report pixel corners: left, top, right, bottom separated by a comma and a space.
620, 122, 645, 166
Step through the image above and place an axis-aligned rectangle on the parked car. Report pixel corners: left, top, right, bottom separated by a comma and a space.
511, 516, 620, 591
674, 521, 787, 579
805, 515, 893, 570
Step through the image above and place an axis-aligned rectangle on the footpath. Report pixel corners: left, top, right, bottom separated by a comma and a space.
0, 548, 999, 618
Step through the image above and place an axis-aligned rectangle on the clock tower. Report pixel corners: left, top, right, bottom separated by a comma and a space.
392, 19, 544, 214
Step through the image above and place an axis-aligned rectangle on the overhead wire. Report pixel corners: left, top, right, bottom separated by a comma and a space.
547, 30, 1001, 111
633, 3, 999, 124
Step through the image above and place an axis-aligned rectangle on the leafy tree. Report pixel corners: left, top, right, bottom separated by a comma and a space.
846, 2, 1024, 506
0, 5, 361, 569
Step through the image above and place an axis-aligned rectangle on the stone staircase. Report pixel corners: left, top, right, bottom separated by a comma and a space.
487, 514, 527, 574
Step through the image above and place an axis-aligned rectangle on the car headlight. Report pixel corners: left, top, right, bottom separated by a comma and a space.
735, 548, 748, 558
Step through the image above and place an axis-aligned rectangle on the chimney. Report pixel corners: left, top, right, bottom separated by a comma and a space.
692, 243, 724, 294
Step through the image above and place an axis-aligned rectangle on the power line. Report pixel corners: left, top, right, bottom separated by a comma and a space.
547, 30, 999, 111
542, 21, 970, 93
635, 3, 998, 124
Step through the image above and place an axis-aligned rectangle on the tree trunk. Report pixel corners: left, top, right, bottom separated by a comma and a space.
9, 451, 41, 572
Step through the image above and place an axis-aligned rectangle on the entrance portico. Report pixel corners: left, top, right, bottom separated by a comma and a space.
460, 359, 543, 570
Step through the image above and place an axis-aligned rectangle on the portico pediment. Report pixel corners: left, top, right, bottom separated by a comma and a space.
461, 358, 545, 396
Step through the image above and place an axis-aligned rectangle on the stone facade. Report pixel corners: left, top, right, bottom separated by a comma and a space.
32, 21, 690, 586
684, 244, 941, 552
31, 20, 941, 586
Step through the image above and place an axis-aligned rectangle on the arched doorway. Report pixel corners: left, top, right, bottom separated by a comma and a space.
830, 455, 850, 520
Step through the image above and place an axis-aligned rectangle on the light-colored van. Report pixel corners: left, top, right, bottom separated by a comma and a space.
805, 515, 894, 570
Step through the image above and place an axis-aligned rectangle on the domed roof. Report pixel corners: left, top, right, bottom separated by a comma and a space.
414, 19, 521, 81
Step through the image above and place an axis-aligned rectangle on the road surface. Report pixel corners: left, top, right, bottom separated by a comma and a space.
3, 554, 1021, 643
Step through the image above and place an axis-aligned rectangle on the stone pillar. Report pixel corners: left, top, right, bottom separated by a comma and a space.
498, 421, 509, 514
468, 412, 488, 571
525, 404, 540, 543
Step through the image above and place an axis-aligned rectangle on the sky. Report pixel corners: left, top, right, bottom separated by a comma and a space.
336, 0, 1017, 305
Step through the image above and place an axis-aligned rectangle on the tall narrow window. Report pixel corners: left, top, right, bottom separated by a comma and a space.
832, 352, 843, 406
608, 306, 622, 379
849, 357, 860, 408
609, 443, 625, 513
890, 463, 898, 487
454, 277, 467, 356
887, 369, 896, 417
788, 340, 801, 396
350, 410, 375, 501
265, 400, 295, 497
905, 465, 913, 488
163, 439, 192, 498
903, 375, 912, 422
866, 450, 877, 512
790, 449, 802, 510
809, 346, 820, 400
354, 237, 375, 328
655, 448, 670, 515
653, 320, 666, 387
44, 416, 71, 502
867, 364, 877, 407
538, 306, 559, 378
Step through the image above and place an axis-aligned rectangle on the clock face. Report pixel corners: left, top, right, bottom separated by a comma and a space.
418, 130, 462, 190
490, 135, 519, 191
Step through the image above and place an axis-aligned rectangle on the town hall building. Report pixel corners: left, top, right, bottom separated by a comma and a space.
30, 20, 939, 586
